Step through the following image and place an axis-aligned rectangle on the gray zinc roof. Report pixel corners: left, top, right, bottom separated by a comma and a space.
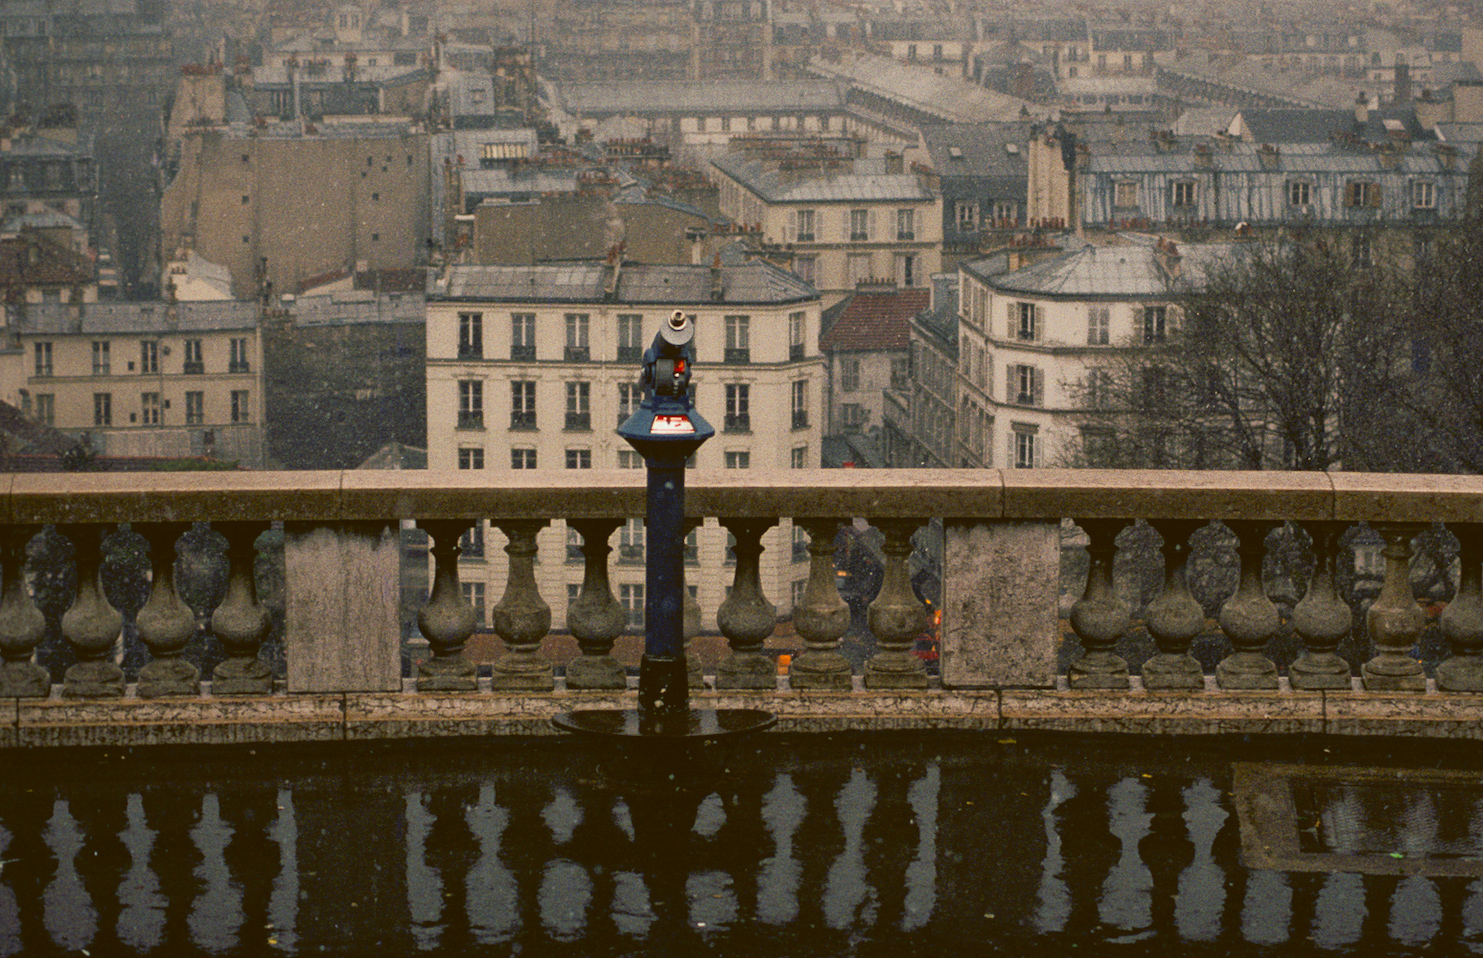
22, 300, 261, 334
971, 242, 1238, 298
434, 261, 816, 305
559, 81, 845, 115
919, 123, 1031, 178
711, 154, 934, 203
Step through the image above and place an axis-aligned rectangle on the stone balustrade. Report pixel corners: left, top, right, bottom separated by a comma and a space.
3, 469, 1483, 746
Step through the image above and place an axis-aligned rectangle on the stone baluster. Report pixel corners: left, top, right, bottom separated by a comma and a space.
1068, 517, 1132, 690
135, 522, 200, 698
1289, 522, 1353, 690
0, 524, 48, 697
1215, 519, 1280, 690
565, 518, 626, 691
490, 519, 553, 691
790, 517, 852, 690
1141, 519, 1204, 690
865, 518, 929, 690
1438, 524, 1483, 692
682, 518, 703, 689
58, 523, 125, 697
717, 518, 778, 690
211, 521, 273, 695
415, 519, 479, 692
1362, 523, 1427, 692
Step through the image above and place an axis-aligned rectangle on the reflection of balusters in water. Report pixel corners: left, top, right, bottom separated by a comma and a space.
1239, 867, 1293, 945
117, 792, 164, 952
427, 784, 482, 951
1389, 875, 1443, 946
757, 773, 804, 927
704, 769, 772, 930
43, 800, 96, 951
1099, 777, 1153, 933
787, 761, 849, 936
1055, 767, 1121, 938
69, 784, 130, 954
901, 761, 939, 932
1174, 779, 1226, 942
860, 760, 921, 933
1311, 871, 1365, 949
823, 767, 875, 931
1033, 768, 1075, 934
141, 782, 199, 949
539, 785, 593, 940
463, 783, 517, 944
267, 789, 299, 953
218, 783, 283, 951
1138, 776, 1190, 942
404, 790, 440, 948
189, 793, 244, 951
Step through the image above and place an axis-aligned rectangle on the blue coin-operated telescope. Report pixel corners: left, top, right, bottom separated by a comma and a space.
617, 311, 715, 725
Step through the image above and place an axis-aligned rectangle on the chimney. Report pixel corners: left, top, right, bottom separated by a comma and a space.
1395, 61, 1412, 104
710, 253, 724, 301
885, 150, 903, 174
1154, 237, 1182, 280
1355, 91, 1370, 125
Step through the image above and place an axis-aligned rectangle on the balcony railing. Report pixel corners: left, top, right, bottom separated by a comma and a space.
4, 470, 1483, 748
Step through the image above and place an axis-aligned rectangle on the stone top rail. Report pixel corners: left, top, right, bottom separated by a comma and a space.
1, 469, 1480, 525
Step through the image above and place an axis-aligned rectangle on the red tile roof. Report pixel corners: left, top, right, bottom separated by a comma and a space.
0, 232, 92, 289
819, 288, 930, 352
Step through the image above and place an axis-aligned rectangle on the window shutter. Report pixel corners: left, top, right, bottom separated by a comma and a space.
1370, 183, 1383, 208
1005, 364, 1013, 404
867, 209, 877, 241
1033, 368, 1044, 407
786, 210, 796, 242
1006, 302, 1015, 339
1033, 304, 1041, 341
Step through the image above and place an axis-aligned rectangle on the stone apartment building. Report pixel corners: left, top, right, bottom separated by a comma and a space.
711, 152, 942, 305
8, 300, 266, 465
160, 120, 431, 299
425, 258, 823, 634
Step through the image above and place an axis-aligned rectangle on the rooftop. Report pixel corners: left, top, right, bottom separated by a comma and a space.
711, 153, 934, 204
806, 51, 1043, 124
558, 80, 846, 115
918, 123, 1032, 178
969, 240, 1238, 298
820, 287, 930, 352
433, 261, 816, 305
18, 300, 261, 334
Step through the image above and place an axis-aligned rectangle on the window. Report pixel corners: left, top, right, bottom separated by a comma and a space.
565, 448, 591, 469
794, 255, 817, 286
791, 446, 808, 468
230, 390, 250, 423
618, 381, 640, 426
895, 253, 916, 287
618, 449, 643, 469
1088, 306, 1110, 345
848, 253, 871, 287
458, 380, 484, 428
724, 383, 750, 431
1346, 180, 1381, 207
617, 314, 643, 362
34, 342, 52, 377
955, 201, 979, 231
458, 447, 485, 469
93, 392, 111, 426
497, 379, 536, 432
91, 341, 110, 375
842, 403, 868, 432
461, 582, 486, 627
1081, 427, 1116, 466
1013, 427, 1037, 468
841, 356, 861, 392
789, 311, 806, 360
1009, 364, 1043, 406
511, 448, 536, 469
1016, 302, 1037, 341
183, 339, 203, 374
850, 208, 869, 241
139, 340, 158, 375
795, 208, 816, 242
460, 524, 484, 559
34, 394, 53, 426
619, 519, 644, 564
1085, 369, 1112, 408
458, 312, 483, 359
564, 313, 590, 362
1142, 306, 1167, 343
229, 338, 250, 373
725, 450, 751, 469
1114, 181, 1139, 208
791, 380, 808, 428
1413, 180, 1436, 209
724, 315, 750, 363
510, 313, 535, 360
1171, 180, 1197, 208
1288, 180, 1311, 206
620, 583, 644, 628
565, 381, 590, 430
185, 391, 204, 425
896, 208, 915, 241
993, 201, 1019, 225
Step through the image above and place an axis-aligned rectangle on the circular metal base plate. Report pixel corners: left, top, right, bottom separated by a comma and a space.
552, 708, 776, 742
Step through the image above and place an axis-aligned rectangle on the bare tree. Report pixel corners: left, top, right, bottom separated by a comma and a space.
1064, 232, 1416, 471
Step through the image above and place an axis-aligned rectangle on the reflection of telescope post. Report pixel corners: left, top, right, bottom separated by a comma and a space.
617, 311, 714, 727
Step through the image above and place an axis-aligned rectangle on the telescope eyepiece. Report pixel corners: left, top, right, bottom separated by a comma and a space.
658, 310, 694, 347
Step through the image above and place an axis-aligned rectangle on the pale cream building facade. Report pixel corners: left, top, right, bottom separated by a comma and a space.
426, 260, 824, 634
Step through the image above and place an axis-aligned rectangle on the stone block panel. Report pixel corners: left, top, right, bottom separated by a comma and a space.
15, 694, 345, 747
941, 520, 1059, 688
1000, 689, 1326, 735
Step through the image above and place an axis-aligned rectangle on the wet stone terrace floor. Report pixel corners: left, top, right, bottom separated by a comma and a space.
4, 731, 1483, 957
